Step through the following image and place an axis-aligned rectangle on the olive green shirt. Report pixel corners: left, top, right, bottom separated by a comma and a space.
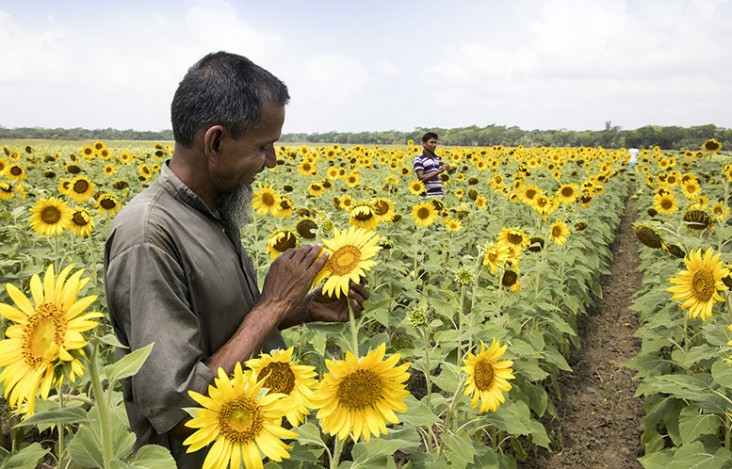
104, 162, 285, 467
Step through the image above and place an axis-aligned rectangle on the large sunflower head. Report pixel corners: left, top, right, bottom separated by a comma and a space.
29, 197, 72, 237
67, 175, 95, 203
411, 201, 438, 228
245, 347, 318, 426
312, 343, 411, 442
461, 339, 515, 413
313, 226, 381, 299
183, 362, 297, 468
0, 265, 101, 413
633, 224, 663, 249
668, 248, 729, 321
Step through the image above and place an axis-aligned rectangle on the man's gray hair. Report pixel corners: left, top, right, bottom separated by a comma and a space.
171, 51, 290, 148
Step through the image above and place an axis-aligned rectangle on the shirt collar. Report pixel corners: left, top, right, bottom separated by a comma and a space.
158, 160, 223, 221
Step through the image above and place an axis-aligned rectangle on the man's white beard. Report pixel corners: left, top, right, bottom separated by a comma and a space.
217, 184, 252, 228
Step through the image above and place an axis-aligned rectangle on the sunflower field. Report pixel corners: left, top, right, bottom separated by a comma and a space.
0, 140, 730, 469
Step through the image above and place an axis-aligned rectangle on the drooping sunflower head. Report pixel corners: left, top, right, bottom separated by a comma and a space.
527, 236, 545, 253
349, 203, 379, 230
633, 224, 663, 249
266, 229, 299, 260
664, 243, 686, 259
683, 209, 712, 231
295, 217, 318, 239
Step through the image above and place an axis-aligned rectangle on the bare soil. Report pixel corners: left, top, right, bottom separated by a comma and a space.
522, 190, 644, 468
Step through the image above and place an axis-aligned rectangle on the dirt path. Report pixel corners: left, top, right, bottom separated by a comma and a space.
524, 189, 644, 468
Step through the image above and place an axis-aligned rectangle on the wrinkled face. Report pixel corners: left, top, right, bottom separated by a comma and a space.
214, 100, 285, 195
423, 138, 438, 154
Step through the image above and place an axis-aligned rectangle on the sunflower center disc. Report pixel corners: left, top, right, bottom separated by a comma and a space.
72, 211, 89, 226
330, 246, 361, 275
260, 362, 296, 394
100, 198, 116, 210
74, 180, 89, 193
337, 369, 383, 409
417, 208, 430, 219
552, 226, 563, 238
41, 206, 62, 224
507, 233, 523, 245
474, 359, 495, 391
24, 303, 66, 366
261, 193, 275, 206
219, 397, 263, 443
692, 270, 715, 302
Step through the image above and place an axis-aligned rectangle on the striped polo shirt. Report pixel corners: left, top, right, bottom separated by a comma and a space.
413, 153, 444, 197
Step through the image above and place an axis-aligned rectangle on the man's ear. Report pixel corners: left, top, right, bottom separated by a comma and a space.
203, 125, 226, 162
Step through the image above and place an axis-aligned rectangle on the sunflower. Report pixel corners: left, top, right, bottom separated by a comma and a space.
96, 193, 120, 217
252, 184, 281, 217
313, 226, 381, 299
102, 164, 116, 176
498, 227, 530, 249
475, 195, 488, 211
408, 180, 425, 196
80, 145, 95, 159
444, 217, 462, 233
633, 224, 663, 249
653, 192, 679, 215
277, 197, 294, 218
556, 183, 579, 204
266, 229, 299, 260
501, 262, 521, 292
67, 175, 95, 203
0, 181, 14, 200
137, 164, 153, 180
339, 194, 355, 210
482, 241, 512, 275
297, 159, 316, 176
349, 203, 379, 231
702, 138, 722, 153
0, 157, 8, 176
668, 248, 729, 321
548, 221, 570, 245
6, 163, 25, 180
0, 265, 101, 413
519, 184, 542, 205
295, 218, 318, 239
29, 197, 71, 237
68, 207, 95, 238
411, 201, 439, 228
372, 198, 396, 224
118, 151, 134, 164
307, 182, 325, 197
183, 362, 297, 469
461, 339, 515, 413
710, 202, 730, 222
245, 347, 318, 426
312, 343, 410, 442
345, 172, 360, 188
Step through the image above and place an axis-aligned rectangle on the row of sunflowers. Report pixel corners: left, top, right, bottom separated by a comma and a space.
0, 139, 724, 468
628, 149, 732, 468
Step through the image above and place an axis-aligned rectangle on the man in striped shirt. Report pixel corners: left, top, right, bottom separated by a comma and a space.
413, 131, 450, 197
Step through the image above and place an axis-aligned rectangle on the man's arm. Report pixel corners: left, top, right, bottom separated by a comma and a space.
416, 163, 449, 182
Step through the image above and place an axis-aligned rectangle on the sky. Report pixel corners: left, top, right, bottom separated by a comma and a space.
1, 0, 731, 134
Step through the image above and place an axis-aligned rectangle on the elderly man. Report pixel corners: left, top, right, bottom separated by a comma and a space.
104, 52, 369, 468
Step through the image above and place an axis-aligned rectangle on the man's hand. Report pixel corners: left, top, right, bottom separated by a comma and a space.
307, 280, 370, 323
259, 244, 328, 321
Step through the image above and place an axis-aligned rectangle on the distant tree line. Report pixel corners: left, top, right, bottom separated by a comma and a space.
1, 123, 729, 150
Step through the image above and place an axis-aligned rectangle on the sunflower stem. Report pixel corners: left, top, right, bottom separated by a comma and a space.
56, 384, 66, 469
348, 301, 359, 358
456, 284, 466, 367
87, 342, 114, 469
330, 437, 344, 469
420, 327, 434, 411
